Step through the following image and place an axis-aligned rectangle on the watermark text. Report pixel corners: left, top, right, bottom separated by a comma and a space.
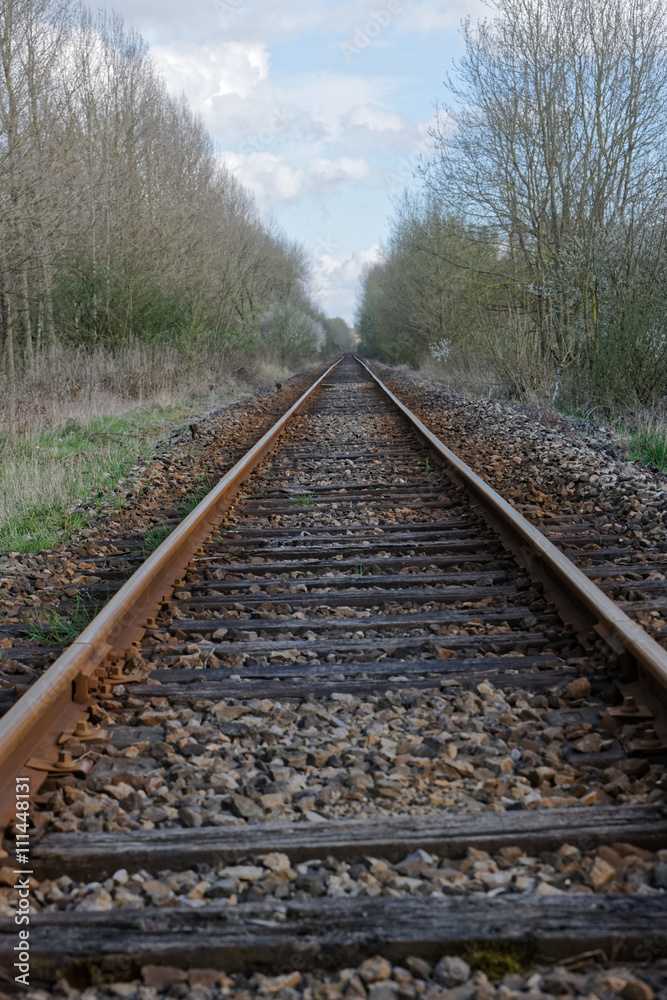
13, 777, 31, 988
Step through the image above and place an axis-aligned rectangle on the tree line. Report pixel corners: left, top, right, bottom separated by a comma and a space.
0, 0, 352, 381
358, 0, 667, 410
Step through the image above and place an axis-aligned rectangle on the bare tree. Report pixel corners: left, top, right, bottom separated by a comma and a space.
424, 0, 667, 373
0, 0, 70, 372
0, 1, 317, 385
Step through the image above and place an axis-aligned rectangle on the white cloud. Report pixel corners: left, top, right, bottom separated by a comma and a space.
309, 157, 371, 182
221, 151, 372, 207
151, 42, 404, 155
150, 39, 335, 150
281, 73, 397, 133
102, 0, 477, 319
222, 152, 307, 203
396, 0, 487, 34
150, 37, 414, 226
318, 243, 381, 280
338, 103, 423, 154
210, 91, 328, 148
344, 104, 407, 132
216, 0, 409, 44
150, 40, 269, 107
107, 0, 398, 45
313, 243, 382, 321
108, 0, 486, 48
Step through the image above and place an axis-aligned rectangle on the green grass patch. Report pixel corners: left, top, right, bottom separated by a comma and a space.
459, 942, 535, 979
627, 426, 667, 471
176, 479, 212, 516
137, 524, 174, 556
0, 404, 191, 553
290, 491, 315, 508
25, 595, 94, 646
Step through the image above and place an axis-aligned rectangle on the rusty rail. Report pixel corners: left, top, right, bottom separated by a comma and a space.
2, 353, 667, 833
0, 359, 342, 831
357, 356, 667, 698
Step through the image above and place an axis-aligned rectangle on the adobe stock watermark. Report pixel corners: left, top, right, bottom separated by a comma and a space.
383, 151, 421, 189
239, 106, 294, 157
316, 234, 341, 256
212, 0, 246, 26
13, 777, 32, 989
340, 1, 404, 62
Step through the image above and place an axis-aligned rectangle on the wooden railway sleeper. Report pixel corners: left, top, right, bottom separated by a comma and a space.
2, 353, 667, 984
0, 358, 344, 831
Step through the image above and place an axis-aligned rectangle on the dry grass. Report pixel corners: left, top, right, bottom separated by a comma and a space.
0, 342, 275, 436
415, 355, 667, 472
415, 353, 506, 399
0, 343, 294, 552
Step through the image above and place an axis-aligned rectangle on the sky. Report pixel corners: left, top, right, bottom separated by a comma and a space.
107, 0, 486, 323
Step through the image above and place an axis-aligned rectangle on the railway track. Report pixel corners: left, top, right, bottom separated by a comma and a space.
1, 354, 667, 995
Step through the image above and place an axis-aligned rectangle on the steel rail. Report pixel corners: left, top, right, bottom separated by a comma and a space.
357, 356, 667, 699
0, 358, 342, 832
3, 353, 667, 833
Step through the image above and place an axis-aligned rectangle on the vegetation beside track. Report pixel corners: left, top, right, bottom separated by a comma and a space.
0, 362, 330, 642
0, 404, 187, 553
394, 362, 667, 476
357, 0, 667, 427
0, 0, 356, 554
0, 361, 296, 554
626, 420, 667, 474
3, 357, 667, 992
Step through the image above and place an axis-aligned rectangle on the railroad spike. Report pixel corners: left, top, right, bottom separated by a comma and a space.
26, 752, 93, 776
